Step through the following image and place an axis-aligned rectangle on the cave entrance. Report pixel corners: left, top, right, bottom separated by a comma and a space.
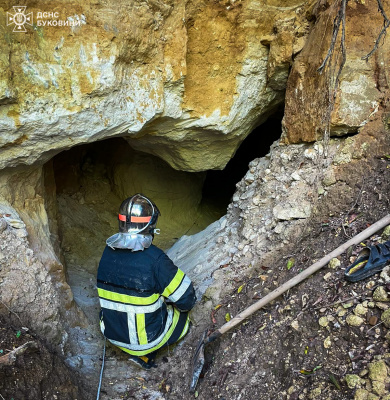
50, 111, 282, 325
201, 109, 284, 209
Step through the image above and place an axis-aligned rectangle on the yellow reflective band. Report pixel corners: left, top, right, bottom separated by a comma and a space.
162, 269, 185, 298
136, 314, 148, 345
98, 288, 159, 305
178, 315, 190, 341
118, 308, 181, 356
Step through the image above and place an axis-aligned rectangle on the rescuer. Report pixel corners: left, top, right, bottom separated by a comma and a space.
96, 193, 196, 370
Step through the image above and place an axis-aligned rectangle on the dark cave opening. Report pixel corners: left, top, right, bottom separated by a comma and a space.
47, 111, 283, 324
201, 110, 284, 209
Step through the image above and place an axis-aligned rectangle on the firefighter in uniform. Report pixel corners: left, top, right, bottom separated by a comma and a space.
97, 193, 196, 369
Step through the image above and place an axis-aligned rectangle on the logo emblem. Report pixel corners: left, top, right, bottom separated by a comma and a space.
7, 6, 33, 32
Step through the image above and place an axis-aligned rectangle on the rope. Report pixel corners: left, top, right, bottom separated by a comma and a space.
96, 338, 106, 400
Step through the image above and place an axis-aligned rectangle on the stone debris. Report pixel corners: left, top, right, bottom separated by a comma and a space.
328, 257, 341, 269
382, 225, 390, 240
380, 266, 390, 283
346, 315, 364, 327
372, 286, 390, 302
323, 336, 331, 349
380, 309, 390, 328
354, 304, 368, 317
318, 316, 329, 327
345, 374, 365, 389
0, 218, 7, 233
368, 316, 378, 326
290, 320, 299, 331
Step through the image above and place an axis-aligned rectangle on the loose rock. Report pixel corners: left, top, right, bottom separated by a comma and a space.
382, 225, 390, 240
328, 258, 341, 269
347, 315, 364, 327
373, 286, 390, 302
318, 316, 329, 327
381, 309, 390, 328
345, 374, 364, 389
323, 336, 332, 349
368, 360, 388, 382
369, 316, 378, 326
354, 388, 369, 400
354, 304, 368, 317
0, 218, 7, 233
371, 380, 386, 396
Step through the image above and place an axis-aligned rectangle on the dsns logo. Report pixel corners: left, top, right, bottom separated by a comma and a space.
7, 6, 33, 32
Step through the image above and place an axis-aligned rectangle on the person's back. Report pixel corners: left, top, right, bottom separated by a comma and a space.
96, 194, 196, 369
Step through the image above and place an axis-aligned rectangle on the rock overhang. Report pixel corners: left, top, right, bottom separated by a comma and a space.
0, 0, 308, 172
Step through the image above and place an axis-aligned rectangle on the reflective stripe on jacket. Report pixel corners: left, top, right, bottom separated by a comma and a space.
97, 244, 196, 355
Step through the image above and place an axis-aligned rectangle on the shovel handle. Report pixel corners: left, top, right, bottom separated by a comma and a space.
216, 214, 390, 336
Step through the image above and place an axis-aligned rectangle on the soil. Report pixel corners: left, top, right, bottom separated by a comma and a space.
147, 156, 390, 400
1, 157, 389, 400
0, 314, 85, 400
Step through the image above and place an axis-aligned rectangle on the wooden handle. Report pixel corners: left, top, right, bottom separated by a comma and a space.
217, 214, 390, 335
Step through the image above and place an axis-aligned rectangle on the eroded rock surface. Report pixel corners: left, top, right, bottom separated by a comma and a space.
283, 0, 390, 142
0, 0, 311, 172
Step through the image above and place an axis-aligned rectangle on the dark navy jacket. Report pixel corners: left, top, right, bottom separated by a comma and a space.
97, 245, 196, 354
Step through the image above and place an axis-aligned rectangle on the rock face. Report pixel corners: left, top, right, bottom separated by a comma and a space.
0, 0, 311, 172
283, 0, 390, 142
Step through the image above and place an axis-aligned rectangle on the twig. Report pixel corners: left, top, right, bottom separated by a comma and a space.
367, 320, 384, 333
347, 180, 365, 216
0, 341, 38, 366
313, 295, 370, 310
0, 299, 23, 325
341, 222, 350, 239
362, 0, 390, 60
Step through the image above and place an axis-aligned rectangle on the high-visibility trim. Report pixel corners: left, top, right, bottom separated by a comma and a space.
100, 298, 163, 315
162, 269, 185, 298
130, 216, 151, 223
168, 275, 192, 303
118, 214, 127, 222
136, 314, 148, 345
115, 307, 181, 356
100, 319, 105, 335
178, 315, 190, 341
128, 313, 138, 344
98, 288, 159, 306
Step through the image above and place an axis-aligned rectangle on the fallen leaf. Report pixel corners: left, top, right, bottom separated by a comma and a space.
237, 284, 244, 293
214, 304, 222, 310
329, 374, 341, 390
287, 258, 295, 270
299, 366, 322, 375
258, 323, 267, 331
225, 313, 231, 322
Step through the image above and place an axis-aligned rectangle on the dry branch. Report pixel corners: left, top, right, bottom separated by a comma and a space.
0, 341, 38, 367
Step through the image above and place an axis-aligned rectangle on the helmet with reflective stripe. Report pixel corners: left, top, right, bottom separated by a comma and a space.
118, 193, 160, 235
